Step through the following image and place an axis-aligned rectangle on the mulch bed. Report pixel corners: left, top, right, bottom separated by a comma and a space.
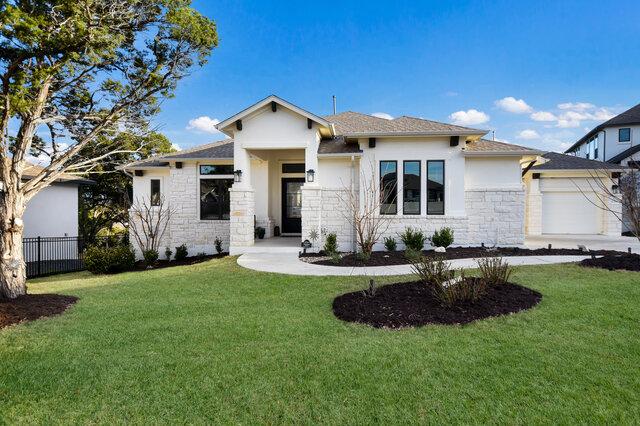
303, 246, 621, 267
333, 280, 542, 328
0, 294, 78, 330
581, 253, 640, 272
134, 253, 228, 271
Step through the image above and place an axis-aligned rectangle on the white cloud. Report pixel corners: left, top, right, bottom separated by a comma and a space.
495, 97, 533, 114
530, 111, 557, 122
371, 112, 393, 120
557, 102, 595, 111
186, 116, 221, 134
448, 109, 490, 126
171, 143, 182, 151
517, 129, 540, 140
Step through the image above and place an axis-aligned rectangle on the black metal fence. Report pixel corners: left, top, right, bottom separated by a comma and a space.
23, 235, 128, 278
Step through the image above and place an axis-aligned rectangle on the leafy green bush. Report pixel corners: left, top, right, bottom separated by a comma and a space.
477, 257, 512, 285
84, 245, 135, 274
175, 244, 188, 261
400, 227, 426, 252
214, 236, 223, 255
384, 236, 397, 252
323, 232, 338, 255
430, 227, 454, 248
330, 252, 342, 264
164, 247, 172, 260
143, 249, 159, 265
411, 255, 453, 286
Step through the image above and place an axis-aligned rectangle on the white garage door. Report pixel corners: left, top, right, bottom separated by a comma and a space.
542, 192, 600, 234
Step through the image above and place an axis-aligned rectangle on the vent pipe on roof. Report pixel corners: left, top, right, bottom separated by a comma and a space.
492, 130, 495, 141
332, 95, 336, 115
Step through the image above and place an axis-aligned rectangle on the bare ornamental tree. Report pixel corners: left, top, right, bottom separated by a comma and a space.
128, 195, 174, 257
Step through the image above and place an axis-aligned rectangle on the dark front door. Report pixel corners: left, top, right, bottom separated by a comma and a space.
282, 178, 304, 234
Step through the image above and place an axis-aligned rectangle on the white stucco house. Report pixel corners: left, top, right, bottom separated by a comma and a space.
21, 164, 92, 239
124, 95, 624, 256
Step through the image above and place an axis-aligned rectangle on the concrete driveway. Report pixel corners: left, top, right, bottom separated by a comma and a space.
525, 234, 640, 253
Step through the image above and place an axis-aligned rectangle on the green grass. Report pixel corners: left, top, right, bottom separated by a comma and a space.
1, 258, 639, 424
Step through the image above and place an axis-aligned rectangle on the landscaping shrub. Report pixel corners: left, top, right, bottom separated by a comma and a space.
410, 255, 487, 307
384, 236, 397, 252
214, 236, 223, 255
323, 232, 338, 255
175, 244, 188, 261
400, 227, 426, 252
196, 252, 207, 260
143, 249, 159, 266
477, 257, 513, 285
84, 245, 135, 274
356, 251, 371, 262
404, 247, 421, 262
430, 227, 454, 248
330, 252, 342, 265
164, 247, 172, 261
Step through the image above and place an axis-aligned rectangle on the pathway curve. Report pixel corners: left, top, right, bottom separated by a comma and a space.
237, 252, 592, 276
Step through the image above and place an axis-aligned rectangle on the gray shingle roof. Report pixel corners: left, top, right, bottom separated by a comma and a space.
317, 137, 362, 155
324, 111, 485, 136
125, 139, 234, 168
22, 163, 95, 185
566, 103, 640, 153
464, 139, 539, 153
532, 152, 627, 171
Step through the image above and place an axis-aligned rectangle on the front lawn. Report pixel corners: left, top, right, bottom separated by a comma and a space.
1, 258, 639, 423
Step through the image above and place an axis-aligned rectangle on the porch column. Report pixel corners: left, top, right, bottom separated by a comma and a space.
301, 186, 322, 252
229, 187, 255, 254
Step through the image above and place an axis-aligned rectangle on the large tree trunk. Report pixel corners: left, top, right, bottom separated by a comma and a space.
0, 193, 27, 299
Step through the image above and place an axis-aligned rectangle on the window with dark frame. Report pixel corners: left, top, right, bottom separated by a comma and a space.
403, 161, 421, 215
281, 163, 305, 173
619, 128, 631, 143
379, 161, 398, 215
150, 179, 161, 206
427, 160, 445, 215
199, 164, 234, 175
200, 178, 233, 220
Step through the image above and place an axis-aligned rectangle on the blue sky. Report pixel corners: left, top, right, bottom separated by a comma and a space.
157, 0, 640, 152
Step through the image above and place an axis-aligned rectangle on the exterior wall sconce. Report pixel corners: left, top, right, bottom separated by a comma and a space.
234, 170, 242, 183
306, 169, 315, 183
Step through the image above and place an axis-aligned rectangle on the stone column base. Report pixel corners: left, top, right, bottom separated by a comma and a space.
229, 187, 255, 254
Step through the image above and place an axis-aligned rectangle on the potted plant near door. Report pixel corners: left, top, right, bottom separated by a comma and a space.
255, 226, 266, 239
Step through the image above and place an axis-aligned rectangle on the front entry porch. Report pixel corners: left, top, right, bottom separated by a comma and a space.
232, 236, 302, 254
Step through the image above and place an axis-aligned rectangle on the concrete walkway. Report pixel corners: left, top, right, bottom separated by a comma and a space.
237, 252, 592, 276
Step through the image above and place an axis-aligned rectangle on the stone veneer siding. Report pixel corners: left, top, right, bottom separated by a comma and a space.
302, 187, 525, 252
131, 164, 231, 259
229, 187, 255, 253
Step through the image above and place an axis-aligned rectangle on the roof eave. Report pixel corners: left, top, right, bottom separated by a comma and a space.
533, 167, 627, 173
463, 150, 542, 157
317, 152, 363, 158
341, 130, 488, 138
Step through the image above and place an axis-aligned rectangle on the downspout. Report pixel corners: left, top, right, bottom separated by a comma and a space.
350, 155, 357, 253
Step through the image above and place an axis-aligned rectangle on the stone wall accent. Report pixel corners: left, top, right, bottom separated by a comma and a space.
525, 180, 542, 236
466, 188, 525, 246
130, 164, 231, 259
301, 186, 323, 251
229, 187, 255, 253
375, 216, 469, 250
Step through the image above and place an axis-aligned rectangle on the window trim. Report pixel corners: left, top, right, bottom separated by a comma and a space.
199, 164, 235, 175
402, 160, 421, 215
426, 160, 445, 216
197, 163, 234, 221
150, 178, 161, 206
619, 128, 631, 143
379, 160, 398, 215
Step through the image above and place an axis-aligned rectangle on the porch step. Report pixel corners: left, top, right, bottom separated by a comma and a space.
230, 237, 302, 255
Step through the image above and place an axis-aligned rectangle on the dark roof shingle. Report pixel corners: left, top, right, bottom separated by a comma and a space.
532, 152, 627, 171
125, 139, 234, 169
464, 139, 539, 153
317, 136, 362, 155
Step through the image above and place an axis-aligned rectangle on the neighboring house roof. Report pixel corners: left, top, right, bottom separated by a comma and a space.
565, 102, 640, 153
607, 144, 640, 164
324, 111, 486, 137
216, 95, 333, 137
463, 139, 540, 156
124, 139, 234, 169
317, 136, 362, 155
22, 164, 95, 185
531, 152, 627, 171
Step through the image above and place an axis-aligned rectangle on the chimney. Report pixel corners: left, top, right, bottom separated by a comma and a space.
332, 95, 337, 115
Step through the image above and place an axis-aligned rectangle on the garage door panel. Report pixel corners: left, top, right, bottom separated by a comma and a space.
542, 192, 600, 234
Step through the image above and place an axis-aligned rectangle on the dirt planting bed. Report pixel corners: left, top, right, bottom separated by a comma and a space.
134, 253, 228, 271
0, 294, 78, 329
303, 247, 620, 267
333, 280, 542, 328
581, 253, 640, 272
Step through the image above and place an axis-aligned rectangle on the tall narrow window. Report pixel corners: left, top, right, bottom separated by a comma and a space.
427, 161, 445, 215
380, 161, 397, 215
200, 179, 233, 220
150, 179, 161, 206
403, 161, 421, 215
